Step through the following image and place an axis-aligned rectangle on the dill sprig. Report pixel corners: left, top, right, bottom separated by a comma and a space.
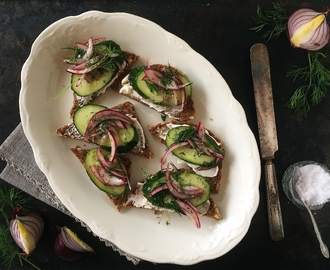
287, 51, 330, 118
0, 188, 31, 224
250, 2, 288, 41
159, 64, 177, 88
174, 127, 197, 143
0, 224, 19, 268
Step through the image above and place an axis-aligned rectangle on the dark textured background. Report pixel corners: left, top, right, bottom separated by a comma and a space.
1, 0, 330, 269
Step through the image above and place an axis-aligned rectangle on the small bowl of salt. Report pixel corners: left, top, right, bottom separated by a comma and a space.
282, 161, 330, 210
282, 161, 330, 258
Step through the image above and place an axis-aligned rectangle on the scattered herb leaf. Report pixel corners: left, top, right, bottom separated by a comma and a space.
250, 2, 288, 41
287, 51, 330, 118
174, 127, 197, 143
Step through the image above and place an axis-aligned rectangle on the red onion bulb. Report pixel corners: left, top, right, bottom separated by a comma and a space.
287, 8, 330, 51
54, 226, 94, 261
9, 212, 44, 255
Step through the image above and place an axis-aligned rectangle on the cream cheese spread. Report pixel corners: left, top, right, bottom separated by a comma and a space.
127, 183, 210, 215
120, 75, 182, 119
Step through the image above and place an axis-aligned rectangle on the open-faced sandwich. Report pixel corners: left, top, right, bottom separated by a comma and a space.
60, 37, 139, 117
56, 101, 153, 159
149, 120, 225, 194
117, 61, 196, 122
126, 165, 221, 228
71, 146, 131, 211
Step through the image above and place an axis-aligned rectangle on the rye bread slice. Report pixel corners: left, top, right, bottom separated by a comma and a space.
125, 169, 221, 221
114, 64, 196, 122
56, 101, 153, 159
70, 146, 131, 211
69, 51, 139, 117
148, 120, 224, 194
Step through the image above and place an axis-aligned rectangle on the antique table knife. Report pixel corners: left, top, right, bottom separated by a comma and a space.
250, 43, 284, 241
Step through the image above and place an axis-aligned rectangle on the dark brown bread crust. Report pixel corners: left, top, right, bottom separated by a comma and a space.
206, 197, 221, 220
70, 146, 131, 211
56, 101, 153, 159
148, 120, 224, 194
113, 64, 196, 122
69, 51, 140, 117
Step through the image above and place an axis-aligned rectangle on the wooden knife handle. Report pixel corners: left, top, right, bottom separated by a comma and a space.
265, 160, 284, 241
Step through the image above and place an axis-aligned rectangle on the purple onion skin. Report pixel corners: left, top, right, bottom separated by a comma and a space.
286, 8, 330, 51
54, 235, 85, 262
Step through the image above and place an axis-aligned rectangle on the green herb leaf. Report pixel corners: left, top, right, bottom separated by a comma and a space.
0, 224, 19, 268
287, 51, 330, 118
174, 128, 197, 143
250, 3, 287, 41
0, 188, 31, 211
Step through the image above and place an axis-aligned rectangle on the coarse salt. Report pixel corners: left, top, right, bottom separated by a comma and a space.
294, 164, 330, 206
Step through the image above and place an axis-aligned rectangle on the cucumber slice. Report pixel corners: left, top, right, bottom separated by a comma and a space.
73, 104, 107, 135
176, 171, 210, 207
73, 104, 139, 153
71, 68, 117, 97
85, 148, 127, 196
70, 40, 124, 97
128, 66, 192, 106
165, 125, 221, 167
142, 171, 210, 209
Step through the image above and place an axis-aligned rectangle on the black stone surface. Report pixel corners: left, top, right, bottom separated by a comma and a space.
1, 0, 330, 269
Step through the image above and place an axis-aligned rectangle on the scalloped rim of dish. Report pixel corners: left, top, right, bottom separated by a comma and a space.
19, 11, 260, 265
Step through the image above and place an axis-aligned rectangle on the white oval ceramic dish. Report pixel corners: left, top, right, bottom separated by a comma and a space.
19, 11, 260, 265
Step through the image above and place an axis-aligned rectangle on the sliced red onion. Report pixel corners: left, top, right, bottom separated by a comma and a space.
175, 199, 201, 228
84, 109, 133, 139
85, 37, 94, 59
66, 56, 101, 75
143, 60, 192, 90
144, 67, 164, 85
160, 141, 189, 169
180, 86, 187, 110
76, 42, 88, 50
196, 122, 205, 139
118, 158, 131, 190
90, 165, 126, 186
55, 226, 94, 261
105, 128, 117, 162
182, 186, 205, 197
96, 148, 112, 169
209, 150, 224, 159
10, 211, 44, 255
287, 8, 330, 51
76, 37, 106, 50
148, 184, 169, 196
97, 166, 126, 186
166, 175, 204, 199
114, 120, 127, 129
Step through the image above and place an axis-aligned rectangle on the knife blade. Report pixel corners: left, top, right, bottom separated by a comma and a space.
250, 43, 284, 241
